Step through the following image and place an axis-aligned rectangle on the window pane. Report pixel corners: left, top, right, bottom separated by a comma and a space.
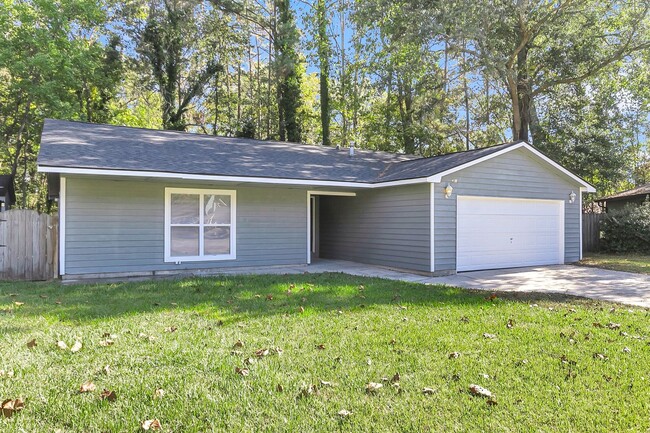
170, 226, 199, 256
204, 194, 231, 225
204, 227, 230, 255
171, 194, 199, 224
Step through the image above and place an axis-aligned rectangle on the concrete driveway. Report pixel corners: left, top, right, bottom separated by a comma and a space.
305, 260, 650, 308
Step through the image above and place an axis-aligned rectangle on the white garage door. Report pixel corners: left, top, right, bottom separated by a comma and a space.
456, 196, 564, 272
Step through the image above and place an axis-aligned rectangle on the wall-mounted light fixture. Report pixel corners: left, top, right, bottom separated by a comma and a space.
444, 183, 454, 199
569, 191, 576, 204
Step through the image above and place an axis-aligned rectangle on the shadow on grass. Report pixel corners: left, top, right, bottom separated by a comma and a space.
0, 272, 604, 325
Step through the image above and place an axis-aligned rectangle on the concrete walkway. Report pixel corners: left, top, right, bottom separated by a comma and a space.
303, 260, 650, 308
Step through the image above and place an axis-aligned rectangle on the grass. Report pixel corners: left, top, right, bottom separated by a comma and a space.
580, 253, 650, 275
0, 273, 648, 432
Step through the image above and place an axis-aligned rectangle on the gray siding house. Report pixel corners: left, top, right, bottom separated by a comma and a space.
37, 119, 595, 280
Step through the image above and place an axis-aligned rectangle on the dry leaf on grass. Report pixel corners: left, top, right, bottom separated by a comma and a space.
71, 341, 82, 353
100, 389, 117, 402
390, 373, 400, 383
164, 326, 177, 333
235, 367, 249, 376
316, 344, 326, 350
14, 302, 24, 307
79, 381, 96, 393
593, 353, 608, 360
276, 384, 284, 392
26, 339, 37, 349
298, 306, 305, 313
422, 387, 436, 395
366, 382, 383, 393
142, 419, 162, 430
255, 348, 270, 357
338, 409, 352, 417
232, 340, 244, 349
507, 319, 515, 329
298, 384, 318, 398
56, 341, 68, 350
99, 339, 114, 347
266, 294, 273, 301
0, 369, 14, 378
448, 352, 460, 359
469, 384, 493, 398
483, 333, 497, 339
1, 398, 24, 418
154, 388, 165, 399
623, 347, 631, 353
607, 323, 621, 330
319, 380, 333, 387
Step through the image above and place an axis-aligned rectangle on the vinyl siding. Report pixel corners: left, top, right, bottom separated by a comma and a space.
433, 147, 582, 272
319, 184, 430, 272
64, 176, 308, 275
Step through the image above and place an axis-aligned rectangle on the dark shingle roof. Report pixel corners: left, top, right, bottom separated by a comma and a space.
37, 119, 519, 184
597, 183, 650, 202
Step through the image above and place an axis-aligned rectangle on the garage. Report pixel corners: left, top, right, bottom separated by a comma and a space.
456, 196, 564, 272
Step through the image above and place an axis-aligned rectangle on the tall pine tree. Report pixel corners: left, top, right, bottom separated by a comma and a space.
275, 0, 302, 142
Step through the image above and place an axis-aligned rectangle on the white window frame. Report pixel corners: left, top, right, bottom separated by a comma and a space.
164, 187, 236, 262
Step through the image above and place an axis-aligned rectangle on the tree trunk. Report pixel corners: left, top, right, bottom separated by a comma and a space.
516, 44, 530, 142
317, 0, 330, 146
213, 70, 220, 135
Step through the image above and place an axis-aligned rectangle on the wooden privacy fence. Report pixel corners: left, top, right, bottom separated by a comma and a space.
0, 209, 58, 281
582, 213, 603, 253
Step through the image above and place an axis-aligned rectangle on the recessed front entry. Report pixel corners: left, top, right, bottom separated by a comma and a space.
456, 196, 564, 272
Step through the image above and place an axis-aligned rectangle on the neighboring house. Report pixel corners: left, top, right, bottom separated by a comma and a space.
595, 183, 650, 212
37, 119, 595, 280
0, 175, 16, 211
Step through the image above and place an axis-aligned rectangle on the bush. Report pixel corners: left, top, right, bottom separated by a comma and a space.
601, 201, 650, 253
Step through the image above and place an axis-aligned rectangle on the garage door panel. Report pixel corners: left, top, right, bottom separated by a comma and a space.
456, 196, 564, 272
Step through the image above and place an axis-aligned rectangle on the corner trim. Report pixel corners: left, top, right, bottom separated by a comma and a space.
59, 176, 66, 276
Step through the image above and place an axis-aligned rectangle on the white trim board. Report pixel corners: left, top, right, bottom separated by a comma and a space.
59, 176, 66, 276
427, 142, 596, 193
38, 166, 427, 189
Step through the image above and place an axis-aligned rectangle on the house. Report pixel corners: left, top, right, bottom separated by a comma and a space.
595, 183, 650, 212
37, 119, 595, 280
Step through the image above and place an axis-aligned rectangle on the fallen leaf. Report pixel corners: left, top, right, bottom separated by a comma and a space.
14, 302, 24, 307
389, 339, 396, 345
101, 332, 112, 338
233, 340, 244, 349
487, 399, 498, 406
338, 409, 352, 417
99, 339, 114, 347
422, 387, 436, 395
358, 284, 365, 291
298, 306, 305, 313
483, 333, 497, 339
593, 353, 608, 360
54, 301, 62, 305
8, 293, 17, 297
390, 372, 400, 383
366, 382, 383, 393
79, 381, 96, 393
70, 341, 82, 353
0, 369, 14, 378
607, 322, 621, 330
154, 388, 165, 399
164, 326, 177, 333
266, 294, 273, 301
448, 352, 460, 359
319, 379, 333, 387
298, 384, 318, 398
255, 348, 270, 357
102, 365, 111, 375
141, 419, 162, 430
276, 384, 284, 392
486, 293, 497, 301
56, 341, 68, 350
235, 367, 249, 376
460, 316, 470, 323
623, 347, 631, 353
100, 389, 116, 402
316, 344, 326, 350
593, 322, 603, 328
469, 384, 493, 398
480, 373, 490, 379
1, 398, 24, 418
507, 319, 515, 329
26, 339, 37, 349
39, 295, 48, 299
170, 302, 177, 306
366, 358, 372, 365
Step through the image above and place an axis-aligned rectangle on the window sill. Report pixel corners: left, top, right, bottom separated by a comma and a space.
164, 255, 236, 263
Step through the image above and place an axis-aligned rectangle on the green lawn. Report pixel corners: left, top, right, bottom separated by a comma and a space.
0, 273, 648, 432
581, 253, 650, 275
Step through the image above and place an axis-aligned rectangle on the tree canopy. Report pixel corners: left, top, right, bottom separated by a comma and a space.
0, 0, 648, 210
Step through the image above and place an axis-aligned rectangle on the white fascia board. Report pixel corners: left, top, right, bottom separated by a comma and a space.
427, 142, 597, 193
37, 165, 430, 189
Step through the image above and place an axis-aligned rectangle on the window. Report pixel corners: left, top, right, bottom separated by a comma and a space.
164, 188, 236, 262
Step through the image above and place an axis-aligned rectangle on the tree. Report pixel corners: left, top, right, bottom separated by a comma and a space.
274, 0, 303, 142
316, 0, 331, 146
137, 0, 222, 131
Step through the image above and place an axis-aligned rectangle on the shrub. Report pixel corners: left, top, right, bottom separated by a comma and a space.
601, 201, 650, 253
